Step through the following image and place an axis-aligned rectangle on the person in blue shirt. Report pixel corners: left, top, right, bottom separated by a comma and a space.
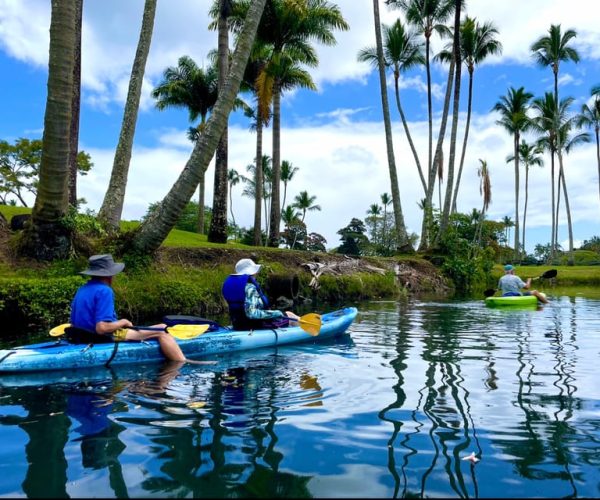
498, 264, 549, 303
70, 254, 186, 361
222, 258, 299, 330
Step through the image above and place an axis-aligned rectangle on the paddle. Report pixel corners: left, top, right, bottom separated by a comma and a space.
297, 313, 322, 336
49, 323, 211, 340
484, 269, 557, 298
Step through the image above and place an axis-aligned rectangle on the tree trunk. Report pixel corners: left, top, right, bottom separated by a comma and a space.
208, 4, 230, 244
522, 164, 529, 255
549, 147, 556, 260
129, 0, 267, 255
19, 0, 77, 260
372, 0, 412, 253
418, 58, 455, 251
513, 133, 520, 259
268, 83, 282, 247
451, 69, 474, 213
253, 120, 263, 246
98, 0, 157, 231
437, 0, 462, 241
596, 126, 600, 203
68, 0, 83, 208
557, 151, 574, 265
197, 174, 205, 233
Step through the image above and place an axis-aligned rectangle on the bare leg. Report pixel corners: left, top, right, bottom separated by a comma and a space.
532, 290, 549, 304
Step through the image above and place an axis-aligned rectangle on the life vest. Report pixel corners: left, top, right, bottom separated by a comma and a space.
222, 275, 270, 330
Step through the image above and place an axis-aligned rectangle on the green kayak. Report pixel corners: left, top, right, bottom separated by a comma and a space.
485, 293, 546, 307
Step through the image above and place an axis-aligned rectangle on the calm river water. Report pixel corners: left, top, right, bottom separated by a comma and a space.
1, 293, 600, 498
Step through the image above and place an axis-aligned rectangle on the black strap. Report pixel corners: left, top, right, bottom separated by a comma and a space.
104, 342, 119, 367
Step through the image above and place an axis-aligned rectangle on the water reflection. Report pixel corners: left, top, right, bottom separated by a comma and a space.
1, 299, 600, 497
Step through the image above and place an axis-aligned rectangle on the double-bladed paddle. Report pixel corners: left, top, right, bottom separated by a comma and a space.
484, 269, 557, 298
49, 323, 211, 340
297, 313, 322, 336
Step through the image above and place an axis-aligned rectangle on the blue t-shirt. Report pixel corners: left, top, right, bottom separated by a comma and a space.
498, 274, 526, 295
70, 280, 117, 332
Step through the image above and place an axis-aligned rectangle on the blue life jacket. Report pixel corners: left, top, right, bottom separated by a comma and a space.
222, 275, 270, 330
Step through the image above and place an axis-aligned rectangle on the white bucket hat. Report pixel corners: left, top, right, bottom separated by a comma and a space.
234, 258, 261, 275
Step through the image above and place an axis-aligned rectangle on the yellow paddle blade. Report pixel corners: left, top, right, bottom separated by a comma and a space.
49, 323, 71, 337
166, 323, 211, 340
298, 313, 322, 336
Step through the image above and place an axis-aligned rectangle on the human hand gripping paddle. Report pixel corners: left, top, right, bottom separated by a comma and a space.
483, 269, 557, 298
49, 323, 211, 340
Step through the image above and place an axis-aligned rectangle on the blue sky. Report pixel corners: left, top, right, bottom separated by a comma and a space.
1, 0, 599, 252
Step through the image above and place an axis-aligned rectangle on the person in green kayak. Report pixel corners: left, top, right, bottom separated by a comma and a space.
70, 254, 187, 361
498, 264, 549, 303
222, 258, 300, 330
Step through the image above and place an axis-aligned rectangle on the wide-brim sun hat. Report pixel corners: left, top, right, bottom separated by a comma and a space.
234, 258, 261, 275
80, 254, 125, 277
504, 264, 514, 271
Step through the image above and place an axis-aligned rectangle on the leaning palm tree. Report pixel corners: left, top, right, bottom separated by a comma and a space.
437, 16, 502, 213
506, 141, 544, 255
150, 56, 219, 234
19, 0, 77, 260
492, 86, 533, 260
280, 160, 299, 212
291, 190, 321, 249
358, 19, 426, 194
98, 0, 157, 231
129, 0, 267, 255
576, 85, 600, 204
68, 0, 83, 208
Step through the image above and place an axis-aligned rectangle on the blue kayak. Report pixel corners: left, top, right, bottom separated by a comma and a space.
0, 307, 358, 373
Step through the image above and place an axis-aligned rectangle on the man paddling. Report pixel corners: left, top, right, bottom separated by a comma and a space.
70, 254, 187, 361
498, 264, 549, 304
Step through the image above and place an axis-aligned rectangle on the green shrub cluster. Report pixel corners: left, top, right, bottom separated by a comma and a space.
314, 272, 398, 303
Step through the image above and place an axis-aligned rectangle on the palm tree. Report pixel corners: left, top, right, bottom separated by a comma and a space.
236, 0, 349, 247
18, 0, 77, 260
506, 141, 544, 255
228, 168, 240, 228
207, 0, 236, 244
576, 85, 600, 204
492, 86, 533, 260
129, 0, 267, 255
291, 190, 321, 249
280, 160, 299, 211
281, 204, 301, 248
358, 19, 426, 194
98, 0, 157, 231
501, 216, 513, 247
387, 0, 454, 194
380, 192, 392, 248
370, 0, 413, 253
438, 16, 502, 213
531, 24, 579, 110
366, 203, 382, 245
68, 0, 83, 208
242, 155, 272, 238
150, 56, 219, 234
473, 159, 491, 247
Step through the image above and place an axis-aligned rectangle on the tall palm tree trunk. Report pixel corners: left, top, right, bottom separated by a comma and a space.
596, 126, 600, 202
98, 0, 157, 231
522, 164, 529, 255
268, 84, 282, 247
451, 69, 473, 213
130, 0, 267, 255
208, 2, 231, 244
253, 121, 263, 246
198, 175, 205, 233
68, 0, 83, 208
513, 133, 521, 259
549, 150, 556, 259
372, 0, 412, 253
557, 152, 574, 264
19, 0, 77, 260
438, 0, 462, 240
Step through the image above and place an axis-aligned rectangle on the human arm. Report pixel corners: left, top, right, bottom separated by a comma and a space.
245, 284, 284, 320
96, 318, 133, 335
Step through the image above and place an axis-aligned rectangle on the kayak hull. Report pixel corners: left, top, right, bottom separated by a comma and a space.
485, 294, 545, 307
0, 307, 358, 373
